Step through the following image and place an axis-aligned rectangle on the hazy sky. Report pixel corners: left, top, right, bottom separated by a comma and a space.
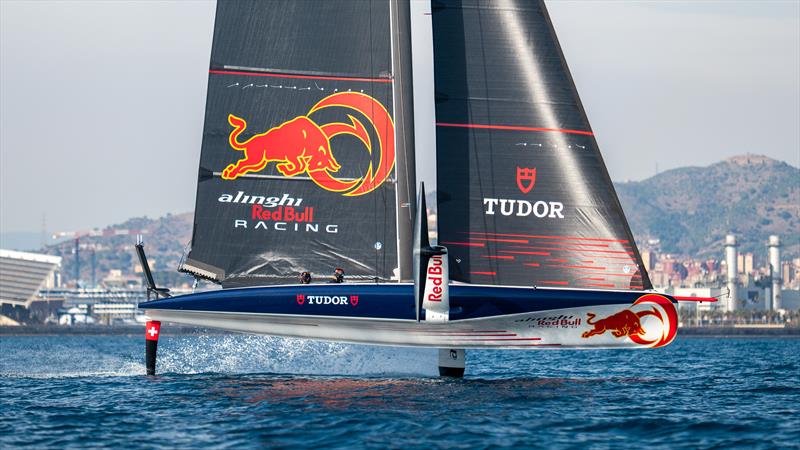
1, 0, 798, 235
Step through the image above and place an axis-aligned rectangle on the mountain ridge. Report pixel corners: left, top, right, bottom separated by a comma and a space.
615, 154, 799, 261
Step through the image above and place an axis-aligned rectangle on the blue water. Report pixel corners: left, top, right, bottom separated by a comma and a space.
1, 334, 798, 449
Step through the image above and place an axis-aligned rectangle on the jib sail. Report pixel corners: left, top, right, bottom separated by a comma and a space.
432, 0, 651, 290
181, 0, 401, 286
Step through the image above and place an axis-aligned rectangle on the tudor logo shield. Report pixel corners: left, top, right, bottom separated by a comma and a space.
296, 294, 305, 305
516, 167, 537, 194
350, 295, 359, 307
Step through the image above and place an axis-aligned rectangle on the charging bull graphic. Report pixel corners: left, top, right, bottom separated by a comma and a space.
225, 116, 341, 178
581, 294, 677, 348
221, 92, 395, 197
582, 310, 644, 339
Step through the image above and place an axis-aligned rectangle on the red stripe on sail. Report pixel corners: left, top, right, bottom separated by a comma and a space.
441, 241, 485, 247
507, 245, 633, 254
579, 272, 640, 277
578, 255, 637, 262
542, 242, 611, 248
468, 231, 628, 243
483, 255, 514, 260
471, 271, 497, 276
471, 237, 529, 244
500, 241, 611, 249
538, 280, 569, 285
499, 250, 550, 256
209, 69, 392, 83
437, 122, 594, 136
546, 265, 607, 270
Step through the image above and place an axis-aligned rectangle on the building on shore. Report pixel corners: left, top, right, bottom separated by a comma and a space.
47, 288, 150, 325
0, 249, 62, 324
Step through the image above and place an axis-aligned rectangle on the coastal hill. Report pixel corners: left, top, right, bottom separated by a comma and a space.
43, 212, 194, 287
615, 154, 799, 260
37, 155, 798, 285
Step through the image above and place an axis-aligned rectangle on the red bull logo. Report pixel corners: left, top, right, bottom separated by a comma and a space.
582, 310, 644, 339
222, 92, 395, 197
581, 294, 677, 348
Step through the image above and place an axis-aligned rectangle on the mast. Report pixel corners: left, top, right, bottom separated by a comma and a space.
390, 0, 416, 280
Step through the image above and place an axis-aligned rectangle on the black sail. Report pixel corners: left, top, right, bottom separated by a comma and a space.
432, 0, 651, 290
182, 0, 398, 286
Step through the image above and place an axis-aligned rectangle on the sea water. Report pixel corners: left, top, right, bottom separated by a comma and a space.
1, 334, 798, 449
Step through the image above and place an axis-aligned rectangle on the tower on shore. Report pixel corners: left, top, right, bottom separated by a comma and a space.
724, 234, 738, 312
768, 235, 782, 311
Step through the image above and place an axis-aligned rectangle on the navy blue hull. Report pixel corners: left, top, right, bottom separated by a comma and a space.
140, 284, 654, 322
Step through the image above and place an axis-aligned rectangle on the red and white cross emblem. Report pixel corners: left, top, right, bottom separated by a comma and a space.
145, 321, 161, 341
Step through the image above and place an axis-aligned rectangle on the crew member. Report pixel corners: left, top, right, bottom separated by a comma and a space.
299, 271, 312, 284
331, 268, 344, 283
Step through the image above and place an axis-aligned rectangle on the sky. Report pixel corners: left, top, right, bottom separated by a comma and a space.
1, 0, 798, 237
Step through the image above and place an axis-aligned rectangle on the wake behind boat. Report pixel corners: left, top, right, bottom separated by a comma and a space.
139, 0, 704, 376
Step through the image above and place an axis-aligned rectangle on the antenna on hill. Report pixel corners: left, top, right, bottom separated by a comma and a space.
40, 214, 47, 249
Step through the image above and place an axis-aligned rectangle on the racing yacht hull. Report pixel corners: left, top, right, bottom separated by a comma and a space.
140, 284, 678, 349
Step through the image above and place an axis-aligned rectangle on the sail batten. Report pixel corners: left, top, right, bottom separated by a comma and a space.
436, 122, 594, 136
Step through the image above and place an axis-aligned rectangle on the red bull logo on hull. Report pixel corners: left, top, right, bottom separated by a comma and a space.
222, 92, 395, 197
581, 294, 677, 348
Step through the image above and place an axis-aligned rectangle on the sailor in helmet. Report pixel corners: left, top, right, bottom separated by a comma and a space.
330, 268, 344, 283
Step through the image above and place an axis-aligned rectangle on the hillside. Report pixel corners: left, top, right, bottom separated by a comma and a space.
43, 212, 194, 287
615, 154, 799, 260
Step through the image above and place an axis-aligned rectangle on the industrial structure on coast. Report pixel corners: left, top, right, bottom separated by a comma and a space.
651, 234, 799, 319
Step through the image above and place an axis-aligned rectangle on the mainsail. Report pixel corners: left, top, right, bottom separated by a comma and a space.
181, 0, 404, 286
432, 0, 651, 290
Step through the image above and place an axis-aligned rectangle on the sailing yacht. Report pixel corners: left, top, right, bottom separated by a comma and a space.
139, 0, 692, 376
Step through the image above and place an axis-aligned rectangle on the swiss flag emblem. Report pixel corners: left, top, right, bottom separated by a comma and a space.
145, 321, 161, 341
296, 294, 305, 305
516, 167, 537, 194
350, 295, 359, 307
